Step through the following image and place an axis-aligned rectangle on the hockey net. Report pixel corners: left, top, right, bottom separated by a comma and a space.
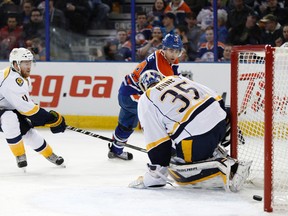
231, 45, 288, 212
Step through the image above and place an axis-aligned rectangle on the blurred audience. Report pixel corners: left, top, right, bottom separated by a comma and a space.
175, 25, 194, 61
137, 26, 163, 60
23, 8, 45, 41
257, 0, 288, 26
115, 28, 129, 50
37, 0, 66, 29
197, 0, 227, 32
226, 12, 261, 45
217, 10, 228, 43
27, 37, 46, 60
161, 12, 176, 36
55, 0, 91, 34
0, 14, 23, 59
136, 11, 153, 40
164, 0, 192, 25
0, 0, 21, 28
147, 0, 166, 27
226, 0, 254, 31
219, 43, 232, 62
185, 12, 201, 61
185, 0, 207, 16
259, 14, 282, 47
275, 24, 288, 47
103, 40, 125, 61
195, 26, 225, 62
89, 0, 110, 29
20, 0, 33, 26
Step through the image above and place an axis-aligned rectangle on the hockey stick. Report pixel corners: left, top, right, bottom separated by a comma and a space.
66, 125, 147, 153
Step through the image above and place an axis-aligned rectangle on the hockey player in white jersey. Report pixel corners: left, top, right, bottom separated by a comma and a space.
0, 48, 66, 169
129, 70, 252, 192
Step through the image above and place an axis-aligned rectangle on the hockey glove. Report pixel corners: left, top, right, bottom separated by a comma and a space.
46, 110, 66, 133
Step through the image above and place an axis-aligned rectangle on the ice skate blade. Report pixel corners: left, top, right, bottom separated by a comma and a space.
59, 163, 66, 168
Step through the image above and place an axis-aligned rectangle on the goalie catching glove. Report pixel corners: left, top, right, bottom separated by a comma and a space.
45, 110, 66, 133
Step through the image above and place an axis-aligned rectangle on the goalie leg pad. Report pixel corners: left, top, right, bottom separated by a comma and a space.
169, 157, 244, 191
169, 159, 226, 187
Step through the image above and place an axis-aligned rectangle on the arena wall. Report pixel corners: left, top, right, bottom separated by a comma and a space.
0, 62, 230, 129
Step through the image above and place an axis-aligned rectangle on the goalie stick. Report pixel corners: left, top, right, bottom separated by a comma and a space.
66, 126, 147, 153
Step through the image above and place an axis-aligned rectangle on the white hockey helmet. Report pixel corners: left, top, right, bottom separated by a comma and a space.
139, 70, 163, 92
9, 48, 34, 69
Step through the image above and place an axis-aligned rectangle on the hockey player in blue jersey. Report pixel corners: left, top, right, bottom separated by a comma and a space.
108, 33, 183, 160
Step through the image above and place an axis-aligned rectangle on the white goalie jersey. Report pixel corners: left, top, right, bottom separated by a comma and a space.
138, 76, 227, 151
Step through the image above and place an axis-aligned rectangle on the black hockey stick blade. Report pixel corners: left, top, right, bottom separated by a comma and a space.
66, 125, 147, 153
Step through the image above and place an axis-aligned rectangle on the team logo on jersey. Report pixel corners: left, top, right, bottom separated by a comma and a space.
16, 77, 24, 86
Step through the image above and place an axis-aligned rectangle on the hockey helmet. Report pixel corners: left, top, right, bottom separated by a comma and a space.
162, 33, 183, 51
139, 70, 163, 92
9, 48, 34, 68
181, 71, 193, 80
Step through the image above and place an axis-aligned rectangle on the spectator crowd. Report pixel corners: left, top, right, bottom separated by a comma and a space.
1, 0, 288, 61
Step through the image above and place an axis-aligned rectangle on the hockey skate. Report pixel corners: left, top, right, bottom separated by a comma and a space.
16, 154, 27, 168
229, 160, 252, 192
46, 153, 65, 167
129, 164, 171, 189
108, 142, 133, 160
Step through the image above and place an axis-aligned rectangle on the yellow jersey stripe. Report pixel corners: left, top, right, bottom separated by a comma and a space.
146, 136, 170, 151
182, 139, 192, 163
4, 67, 10, 79
19, 104, 40, 116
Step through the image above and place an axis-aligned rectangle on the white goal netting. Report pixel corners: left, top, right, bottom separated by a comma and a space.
233, 46, 288, 212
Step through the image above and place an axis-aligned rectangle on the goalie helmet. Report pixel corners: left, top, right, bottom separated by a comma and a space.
162, 33, 183, 51
9, 48, 34, 70
139, 70, 163, 92
180, 71, 193, 80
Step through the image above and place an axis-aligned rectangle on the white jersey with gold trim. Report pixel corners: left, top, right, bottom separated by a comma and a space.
138, 76, 226, 151
0, 67, 39, 115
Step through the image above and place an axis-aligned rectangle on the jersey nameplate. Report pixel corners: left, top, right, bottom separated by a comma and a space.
16, 77, 24, 86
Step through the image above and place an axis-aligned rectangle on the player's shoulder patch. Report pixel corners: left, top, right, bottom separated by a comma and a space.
16, 77, 24, 86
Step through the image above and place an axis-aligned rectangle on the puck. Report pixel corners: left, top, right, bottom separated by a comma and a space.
253, 195, 262, 201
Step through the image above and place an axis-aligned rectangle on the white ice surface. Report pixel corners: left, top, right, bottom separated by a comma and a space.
0, 129, 285, 216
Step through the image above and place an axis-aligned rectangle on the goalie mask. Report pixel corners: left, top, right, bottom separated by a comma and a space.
139, 70, 163, 92
181, 71, 193, 80
9, 48, 35, 72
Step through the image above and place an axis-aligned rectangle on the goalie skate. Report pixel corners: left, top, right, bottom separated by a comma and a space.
229, 160, 252, 192
128, 176, 147, 189
129, 164, 171, 189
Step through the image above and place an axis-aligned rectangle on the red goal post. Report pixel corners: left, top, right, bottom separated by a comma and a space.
231, 45, 288, 213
